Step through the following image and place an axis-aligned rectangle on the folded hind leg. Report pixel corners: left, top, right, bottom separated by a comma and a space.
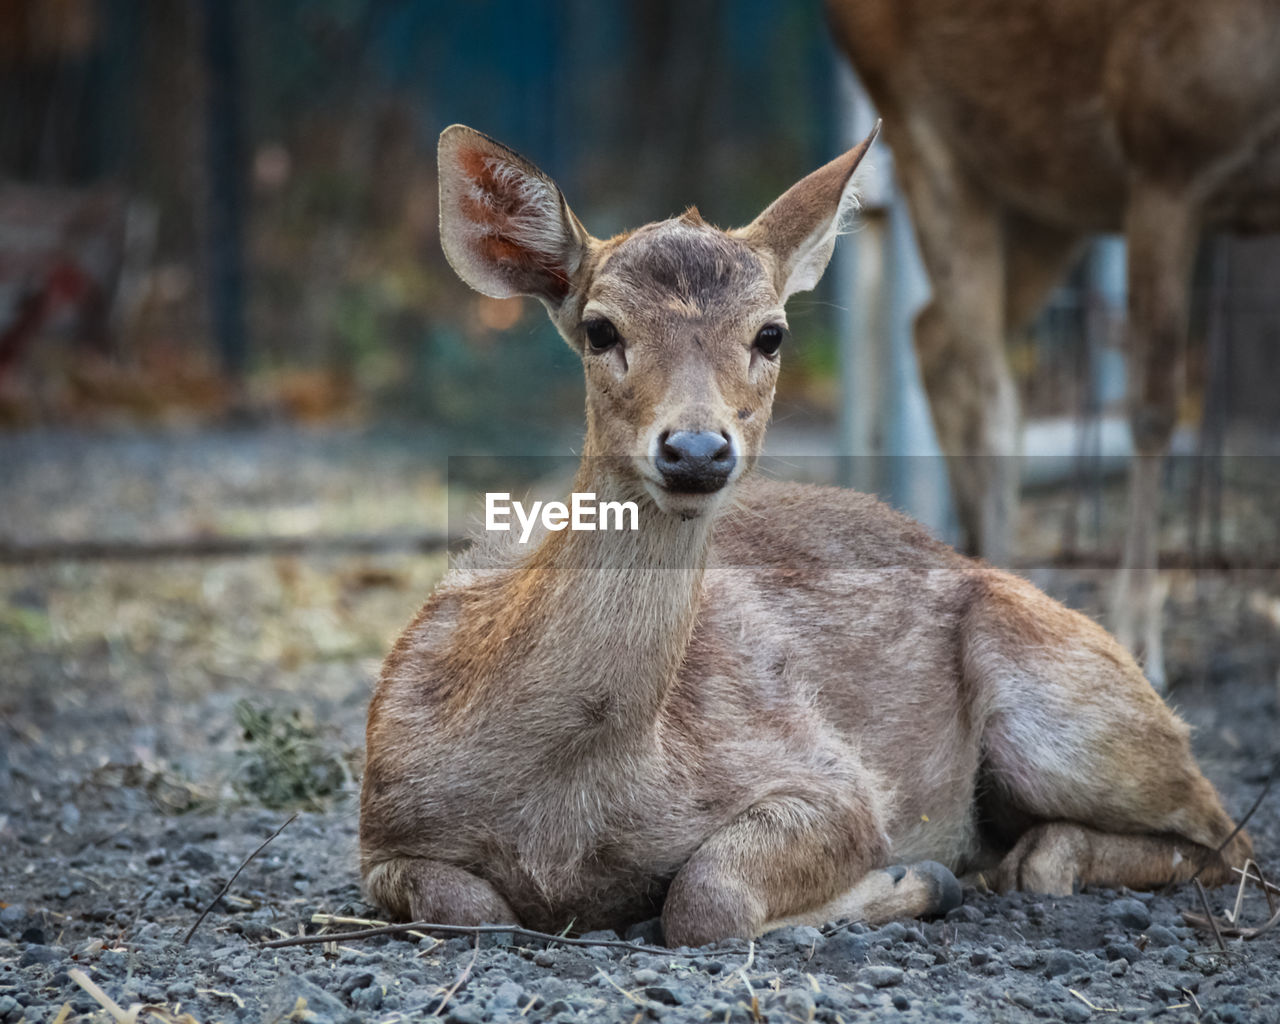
967, 570, 1252, 894
994, 822, 1245, 894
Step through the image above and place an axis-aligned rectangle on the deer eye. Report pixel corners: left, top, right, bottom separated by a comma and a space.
584, 318, 620, 352
754, 324, 786, 356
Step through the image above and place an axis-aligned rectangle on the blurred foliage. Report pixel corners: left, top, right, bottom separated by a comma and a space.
233, 0, 842, 430
0, 0, 845, 430
233, 699, 349, 810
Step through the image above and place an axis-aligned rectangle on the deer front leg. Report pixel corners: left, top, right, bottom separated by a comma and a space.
661, 796, 960, 946
363, 857, 521, 926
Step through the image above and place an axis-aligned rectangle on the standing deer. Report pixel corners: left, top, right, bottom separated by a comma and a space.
825, 0, 1280, 689
358, 124, 1251, 946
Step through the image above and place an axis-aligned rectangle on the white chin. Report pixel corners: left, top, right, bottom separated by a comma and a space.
644, 482, 725, 519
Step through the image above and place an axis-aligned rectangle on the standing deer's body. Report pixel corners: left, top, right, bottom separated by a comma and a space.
825, 0, 1280, 688
359, 125, 1250, 945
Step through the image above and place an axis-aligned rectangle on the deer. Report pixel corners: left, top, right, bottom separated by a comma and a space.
825, 0, 1280, 691
358, 123, 1252, 947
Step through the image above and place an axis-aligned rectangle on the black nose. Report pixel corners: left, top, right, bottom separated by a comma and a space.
655, 430, 736, 493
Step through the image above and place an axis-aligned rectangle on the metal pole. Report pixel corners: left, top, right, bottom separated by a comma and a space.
201, 0, 249, 384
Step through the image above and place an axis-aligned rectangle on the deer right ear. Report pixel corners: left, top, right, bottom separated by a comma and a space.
738, 122, 880, 302
438, 125, 590, 307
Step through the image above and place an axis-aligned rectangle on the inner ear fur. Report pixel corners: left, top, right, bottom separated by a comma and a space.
438, 125, 591, 306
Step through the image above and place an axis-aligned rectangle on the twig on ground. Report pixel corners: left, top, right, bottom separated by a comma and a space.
1183, 901, 1280, 941
1257, 861, 1279, 914
260, 919, 747, 956
183, 812, 297, 944
1233, 862, 1280, 909
1068, 988, 1119, 1013
69, 969, 131, 1023
1194, 878, 1228, 952
594, 969, 654, 1010
195, 989, 245, 1009
732, 941, 761, 1023
430, 934, 479, 1018
68, 970, 204, 1024
1164, 755, 1277, 896
310, 911, 436, 946
1226, 859, 1259, 924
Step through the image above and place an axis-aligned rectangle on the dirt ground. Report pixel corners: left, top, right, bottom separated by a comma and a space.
1, 428, 1278, 1024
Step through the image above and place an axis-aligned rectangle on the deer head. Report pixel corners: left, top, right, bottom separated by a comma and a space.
438, 124, 878, 518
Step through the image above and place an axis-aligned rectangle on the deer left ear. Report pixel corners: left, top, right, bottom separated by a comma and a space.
738, 122, 879, 302
438, 125, 592, 307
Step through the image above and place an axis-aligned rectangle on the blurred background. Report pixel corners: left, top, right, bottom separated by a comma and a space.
0, 0, 1277, 698
0, 0, 849, 441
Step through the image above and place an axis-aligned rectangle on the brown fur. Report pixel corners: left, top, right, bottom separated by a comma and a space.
825, 0, 1280, 688
359, 125, 1251, 946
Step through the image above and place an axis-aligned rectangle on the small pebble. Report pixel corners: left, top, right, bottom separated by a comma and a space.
644, 983, 694, 1006
1162, 947, 1190, 967
1104, 898, 1152, 931
1105, 943, 1142, 964
859, 965, 904, 988
444, 1004, 485, 1024
351, 985, 383, 1011
783, 989, 815, 1018
18, 946, 61, 967
490, 980, 523, 1009
1044, 951, 1085, 978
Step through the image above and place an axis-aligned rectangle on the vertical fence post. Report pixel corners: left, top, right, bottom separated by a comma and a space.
201, 0, 248, 385
833, 65, 954, 538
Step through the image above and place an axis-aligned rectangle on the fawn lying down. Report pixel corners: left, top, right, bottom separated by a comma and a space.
358, 124, 1251, 946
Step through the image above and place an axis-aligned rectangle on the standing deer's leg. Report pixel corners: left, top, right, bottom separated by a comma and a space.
891, 132, 1016, 561
966, 570, 1251, 895
1112, 186, 1200, 691
914, 300, 1015, 559
1002, 213, 1086, 337
912, 227, 1084, 557
363, 857, 521, 926
661, 792, 960, 945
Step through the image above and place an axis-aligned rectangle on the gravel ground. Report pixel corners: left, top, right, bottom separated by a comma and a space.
2, 427, 1278, 1024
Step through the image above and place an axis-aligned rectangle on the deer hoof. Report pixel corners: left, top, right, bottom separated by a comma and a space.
883, 860, 962, 917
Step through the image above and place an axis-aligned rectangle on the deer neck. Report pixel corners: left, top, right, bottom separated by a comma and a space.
503, 459, 715, 739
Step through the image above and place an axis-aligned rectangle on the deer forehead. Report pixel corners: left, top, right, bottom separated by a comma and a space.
585, 218, 783, 335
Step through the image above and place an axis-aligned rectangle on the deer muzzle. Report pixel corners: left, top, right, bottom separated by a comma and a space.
654, 429, 737, 494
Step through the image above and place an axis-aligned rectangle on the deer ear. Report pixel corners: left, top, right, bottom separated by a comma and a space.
739, 122, 879, 302
438, 125, 591, 306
